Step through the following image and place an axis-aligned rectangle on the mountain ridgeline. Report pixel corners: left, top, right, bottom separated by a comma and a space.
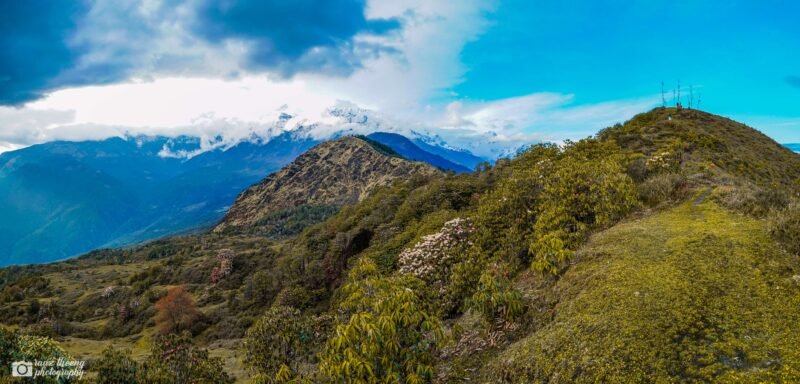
1, 108, 800, 383
0, 130, 480, 266
215, 136, 441, 233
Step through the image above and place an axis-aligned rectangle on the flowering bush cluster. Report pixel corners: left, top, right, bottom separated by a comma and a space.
646, 147, 682, 174
101, 285, 115, 298
398, 218, 474, 287
210, 248, 235, 284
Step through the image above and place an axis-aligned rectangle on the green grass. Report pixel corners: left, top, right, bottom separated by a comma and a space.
488, 194, 800, 383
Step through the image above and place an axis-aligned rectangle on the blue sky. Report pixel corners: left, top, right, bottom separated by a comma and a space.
0, 0, 798, 156
454, 0, 800, 124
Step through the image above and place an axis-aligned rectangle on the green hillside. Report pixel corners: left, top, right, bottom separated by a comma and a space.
487, 196, 800, 383
1, 108, 799, 383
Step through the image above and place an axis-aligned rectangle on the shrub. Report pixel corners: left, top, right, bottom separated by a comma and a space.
210, 249, 235, 284
272, 286, 315, 309
0, 327, 72, 383
320, 258, 443, 383
717, 184, 790, 217
528, 150, 638, 274
468, 264, 523, 324
398, 217, 474, 290
243, 306, 311, 382
769, 202, 800, 255
94, 346, 138, 383
139, 332, 234, 383
472, 140, 638, 275
638, 173, 686, 206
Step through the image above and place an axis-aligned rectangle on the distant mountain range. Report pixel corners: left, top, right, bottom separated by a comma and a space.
0, 130, 483, 266
786, 143, 800, 153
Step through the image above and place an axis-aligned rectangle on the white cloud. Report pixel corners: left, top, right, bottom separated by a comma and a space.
437, 93, 659, 143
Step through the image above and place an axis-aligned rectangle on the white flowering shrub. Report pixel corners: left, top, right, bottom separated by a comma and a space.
398, 218, 474, 289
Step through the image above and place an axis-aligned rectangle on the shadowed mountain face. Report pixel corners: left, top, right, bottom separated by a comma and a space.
0, 132, 319, 266
366, 132, 473, 173
215, 136, 442, 232
411, 137, 488, 170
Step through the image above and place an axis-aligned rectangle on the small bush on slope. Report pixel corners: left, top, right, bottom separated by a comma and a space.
95, 332, 234, 383
490, 200, 800, 383
769, 201, 800, 255
243, 306, 320, 382
94, 346, 138, 384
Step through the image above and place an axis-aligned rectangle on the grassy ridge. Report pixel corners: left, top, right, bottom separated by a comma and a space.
491, 195, 800, 382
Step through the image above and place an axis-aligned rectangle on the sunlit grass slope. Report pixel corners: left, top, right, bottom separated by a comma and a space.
491, 193, 800, 383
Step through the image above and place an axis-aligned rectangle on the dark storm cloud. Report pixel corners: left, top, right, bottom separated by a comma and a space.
0, 0, 400, 106
0, 1, 141, 106
787, 76, 800, 88
0, 1, 88, 105
192, 0, 400, 76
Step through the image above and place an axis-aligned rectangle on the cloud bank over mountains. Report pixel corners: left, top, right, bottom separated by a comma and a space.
0, 0, 657, 156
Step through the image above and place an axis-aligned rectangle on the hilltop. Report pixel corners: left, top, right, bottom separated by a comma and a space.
1, 108, 799, 383
599, 107, 800, 187
215, 136, 441, 233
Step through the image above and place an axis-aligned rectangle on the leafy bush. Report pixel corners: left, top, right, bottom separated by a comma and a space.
138, 332, 234, 383
469, 264, 523, 324
243, 306, 311, 382
0, 327, 72, 383
470, 141, 638, 275
94, 346, 138, 384
528, 148, 638, 274
398, 217, 474, 290
320, 258, 443, 383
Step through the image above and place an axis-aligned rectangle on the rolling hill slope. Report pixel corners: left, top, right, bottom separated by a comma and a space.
1, 108, 798, 382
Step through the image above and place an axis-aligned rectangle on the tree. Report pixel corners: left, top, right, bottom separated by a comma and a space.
95, 346, 138, 384
320, 258, 443, 384
154, 286, 200, 335
528, 142, 638, 274
244, 306, 311, 383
